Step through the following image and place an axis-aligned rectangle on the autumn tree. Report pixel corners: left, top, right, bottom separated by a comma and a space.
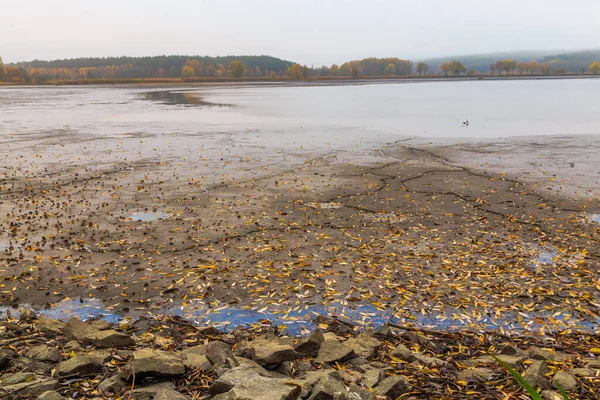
330, 64, 339, 76
0, 56, 4, 81
502, 60, 517, 75
416, 62, 429, 75
227, 61, 247, 78
285, 64, 304, 80
181, 65, 196, 78
184, 59, 204, 76
440, 61, 466, 76
540, 64, 551, 75
517, 62, 528, 74
384, 63, 396, 75
351, 65, 360, 78
590, 62, 600, 74
527, 61, 539, 74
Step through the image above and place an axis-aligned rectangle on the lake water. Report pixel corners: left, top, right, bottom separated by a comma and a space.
1, 79, 599, 153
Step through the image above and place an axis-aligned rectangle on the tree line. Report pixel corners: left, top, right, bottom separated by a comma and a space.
2, 54, 600, 83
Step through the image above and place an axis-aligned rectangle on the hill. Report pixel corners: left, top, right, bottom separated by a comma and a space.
421, 50, 551, 73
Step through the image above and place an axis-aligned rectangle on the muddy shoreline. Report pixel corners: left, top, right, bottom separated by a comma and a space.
1, 131, 598, 338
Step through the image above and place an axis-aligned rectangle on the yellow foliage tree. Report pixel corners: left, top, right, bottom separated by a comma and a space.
384, 63, 396, 75
590, 62, 600, 74
181, 65, 196, 78
227, 61, 247, 78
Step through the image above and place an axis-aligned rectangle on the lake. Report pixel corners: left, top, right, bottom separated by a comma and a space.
1, 79, 599, 154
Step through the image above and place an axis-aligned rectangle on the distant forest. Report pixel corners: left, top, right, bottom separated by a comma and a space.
1, 49, 600, 83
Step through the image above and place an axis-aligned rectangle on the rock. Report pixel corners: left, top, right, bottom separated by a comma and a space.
295, 329, 325, 357
586, 359, 600, 369
124, 382, 175, 400
338, 368, 360, 384
315, 340, 356, 364
206, 341, 238, 367
27, 345, 61, 363
97, 375, 127, 396
63, 340, 83, 352
361, 368, 383, 388
314, 315, 354, 335
65, 318, 134, 348
349, 383, 376, 400
344, 331, 381, 359
457, 368, 495, 382
0, 349, 15, 369
0, 379, 58, 398
373, 375, 410, 399
276, 360, 295, 376
15, 356, 53, 374
153, 388, 190, 400
213, 376, 301, 400
541, 390, 565, 400
465, 355, 523, 368
374, 324, 395, 338
36, 318, 66, 336
249, 336, 299, 368
36, 391, 65, 400
308, 374, 349, 400
349, 357, 368, 366
322, 332, 343, 341
391, 343, 415, 362
524, 360, 549, 377
522, 373, 551, 390
529, 347, 556, 361
181, 344, 207, 356
89, 319, 112, 330
401, 331, 434, 350
570, 368, 595, 377
499, 344, 522, 356
182, 353, 212, 371
0, 372, 35, 385
122, 349, 185, 381
56, 355, 103, 376
552, 371, 578, 391
209, 361, 270, 395
19, 307, 38, 322
413, 353, 447, 368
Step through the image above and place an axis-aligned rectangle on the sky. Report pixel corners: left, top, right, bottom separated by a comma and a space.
1, 0, 599, 65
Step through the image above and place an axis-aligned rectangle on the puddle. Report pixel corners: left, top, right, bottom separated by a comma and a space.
306, 202, 343, 209
2, 297, 597, 337
590, 214, 600, 223
128, 211, 172, 222
529, 244, 558, 271
0, 240, 22, 252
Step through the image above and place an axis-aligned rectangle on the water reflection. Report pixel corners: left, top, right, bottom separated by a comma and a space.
142, 90, 233, 108
590, 214, 600, 223
128, 211, 171, 222
2, 298, 597, 337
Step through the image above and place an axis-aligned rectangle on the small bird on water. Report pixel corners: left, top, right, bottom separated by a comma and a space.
463, 119, 470, 127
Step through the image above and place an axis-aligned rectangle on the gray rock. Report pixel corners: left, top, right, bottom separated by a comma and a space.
525, 360, 549, 377
349, 383, 376, 400
89, 320, 112, 330
36, 391, 65, 400
552, 371, 578, 391
315, 340, 356, 364
250, 336, 299, 368
413, 353, 447, 368
338, 369, 360, 384
97, 375, 127, 396
27, 345, 61, 363
181, 344, 207, 356
209, 361, 270, 395
212, 375, 301, 400
276, 360, 295, 376
295, 329, 325, 357
465, 355, 523, 368
522, 373, 551, 390
314, 315, 354, 335
65, 318, 134, 348
586, 358, 600, 368
529, 347, 556, 361
15, 356, 53, 374
373, 375, 410, 398
0, 372, 35, 385
401, 331, 434, 350
124, 382, 175, 400
153, 388, 189, 400
499, 344, 521, 356
307, 374, 349, 400
206, 341, 238, 367
36, 318, 66, 336
182, 353, 212, 371
361, 369, 383, 388
541, 390, 564, 400
570, 368, 595, 377
19, 307, 38, 322
391, 344, 415, 362
457, 368, 495, 382
374, 324, 396, 338
0, 379, 58, 398
56, 355, 103, 376
63, 340, 83, 352
0, 349, 15, 369
122, 349, 185, 381
344, 331, 381, 359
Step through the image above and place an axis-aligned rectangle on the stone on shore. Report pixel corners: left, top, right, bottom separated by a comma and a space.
249, 335, 299, 368
315, 340, 356, 364
307, 374, 349, 399
295, 329, 324, 357
373, 375, 411, 398
552, 371, 578, 391
36, 391, 66, 400
153, 388, 190, 400
209, 361, 271, 395
206, 341, 238, 367
97, 375, 128, 396
0, 379, 58, 398
182, 353, 212, 370
212, 375, 301, 400
36, 318, 66, 336
122, 349, 185, 381
344, 330, 381, 359
124, 382, 175, 400
27, 345, 61, 363
458, 368, 495, 382
65, 318, 134, 348
56, 355, 103, 376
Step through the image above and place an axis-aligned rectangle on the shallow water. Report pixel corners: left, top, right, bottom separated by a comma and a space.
1, 80, 600, 153
128, 211, 171, 222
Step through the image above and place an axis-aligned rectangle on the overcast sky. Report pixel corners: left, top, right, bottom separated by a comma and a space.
1, 0, 598, 65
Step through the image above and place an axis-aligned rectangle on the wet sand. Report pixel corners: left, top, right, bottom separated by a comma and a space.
0, 130, 598, 335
